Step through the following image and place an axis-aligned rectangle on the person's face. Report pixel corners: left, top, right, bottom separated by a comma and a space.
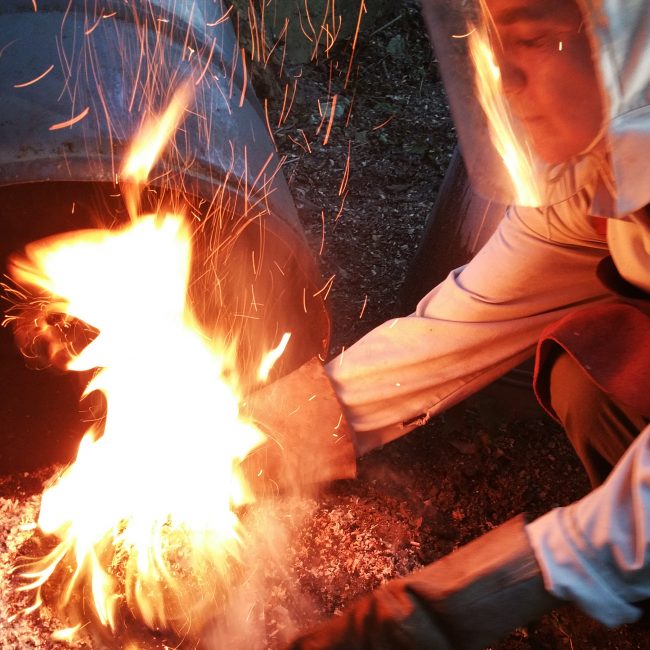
485, 0, 604, 164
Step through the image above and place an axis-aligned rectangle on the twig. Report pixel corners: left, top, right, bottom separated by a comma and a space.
369, 13, 404, 39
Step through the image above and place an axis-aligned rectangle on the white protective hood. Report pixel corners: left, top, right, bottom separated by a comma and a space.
420, 0, 650, 217
583, 0, 650, 217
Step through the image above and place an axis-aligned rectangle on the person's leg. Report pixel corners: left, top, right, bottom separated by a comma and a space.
549, 350, 649, 487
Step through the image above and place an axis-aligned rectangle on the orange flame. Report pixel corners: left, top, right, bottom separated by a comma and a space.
11, 89, 281, 638
121, 83, 193, 221
467, 20, 541, 206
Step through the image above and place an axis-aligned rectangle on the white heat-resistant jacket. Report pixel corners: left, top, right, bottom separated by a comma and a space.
326, 0, 650, 628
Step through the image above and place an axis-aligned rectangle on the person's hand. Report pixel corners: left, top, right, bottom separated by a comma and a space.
240, 358, 357, 494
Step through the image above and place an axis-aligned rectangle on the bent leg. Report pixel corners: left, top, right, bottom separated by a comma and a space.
549, 350, 649, 487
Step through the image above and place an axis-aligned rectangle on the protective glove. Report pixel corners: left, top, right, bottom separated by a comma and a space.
240, 358, 357, 493
289, 515, 561, 649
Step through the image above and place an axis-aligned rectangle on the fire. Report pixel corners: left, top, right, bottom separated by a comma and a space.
466, 17, 541, 206
9, 88, 280, 638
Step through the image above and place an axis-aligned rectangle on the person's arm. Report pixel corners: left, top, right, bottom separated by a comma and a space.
527, 421, 650, 627
328, 202, 611, 454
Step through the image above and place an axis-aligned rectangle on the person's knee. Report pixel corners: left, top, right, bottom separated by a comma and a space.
548, 350, 603, 439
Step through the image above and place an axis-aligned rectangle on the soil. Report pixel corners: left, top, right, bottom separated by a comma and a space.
0, 2, 648, 649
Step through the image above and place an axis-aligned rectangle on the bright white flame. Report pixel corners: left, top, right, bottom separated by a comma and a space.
12, 215, 267, 633
10, 85, 281, 638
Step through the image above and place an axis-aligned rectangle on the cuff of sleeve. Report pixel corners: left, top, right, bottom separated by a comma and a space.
526, 508, 642, 628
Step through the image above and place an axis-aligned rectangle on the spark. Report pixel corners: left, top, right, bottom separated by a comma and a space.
338, 142, 351, 196
359, 295, 368, 319
195, 38, 216, 86
452, 28, 477, 39
323, 6, 343, 57
345, 86, 357, 127
345, 0, 366, 87
48, 106, 90, 131
299, 129, 312, 153
263, 99, 275, 145
313, 274, 335, 300
323, 94, 338, 145
247, 4, 260, 62
0, 40, 18, 59
372, 115, 394, 131
85, 15, 103, 35
206, 5, 233, 27
315, 98, 328, 134
239, 47, 248, 108
287, 134, 310, 153
335, 190, 348, 222
301, 0, 316, 44
277, 79, 298, 127
257, 333, 292, 382
264, 18, 289, 68
277, 83, 291, 128
279, 37, 289, 79
13, 64, 54, 88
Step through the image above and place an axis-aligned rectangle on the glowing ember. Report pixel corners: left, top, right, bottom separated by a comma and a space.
9, 87, 280, 638
467, 17, 541, 206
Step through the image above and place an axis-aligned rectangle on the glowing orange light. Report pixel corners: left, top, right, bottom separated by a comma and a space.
258, 332, 291, 382
467, 19, 541, 206
11, 85, 285, 639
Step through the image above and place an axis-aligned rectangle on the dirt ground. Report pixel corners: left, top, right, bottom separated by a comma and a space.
1, 2, 649, 649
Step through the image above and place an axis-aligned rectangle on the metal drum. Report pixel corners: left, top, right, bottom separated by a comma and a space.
0, 1, 328, 471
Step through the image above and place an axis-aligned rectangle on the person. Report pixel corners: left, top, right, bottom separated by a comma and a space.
245, 0, 650, 646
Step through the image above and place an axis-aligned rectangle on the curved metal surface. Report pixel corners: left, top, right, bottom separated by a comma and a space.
0, 2, 291, 215
0, 1, 328, 364
0, 3, 330, 471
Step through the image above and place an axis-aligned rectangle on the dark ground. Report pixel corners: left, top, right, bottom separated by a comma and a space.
1, 2, 648, 648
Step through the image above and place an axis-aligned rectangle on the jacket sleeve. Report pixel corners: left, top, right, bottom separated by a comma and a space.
527, 422, 650, 628
326, 201, 611, 454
